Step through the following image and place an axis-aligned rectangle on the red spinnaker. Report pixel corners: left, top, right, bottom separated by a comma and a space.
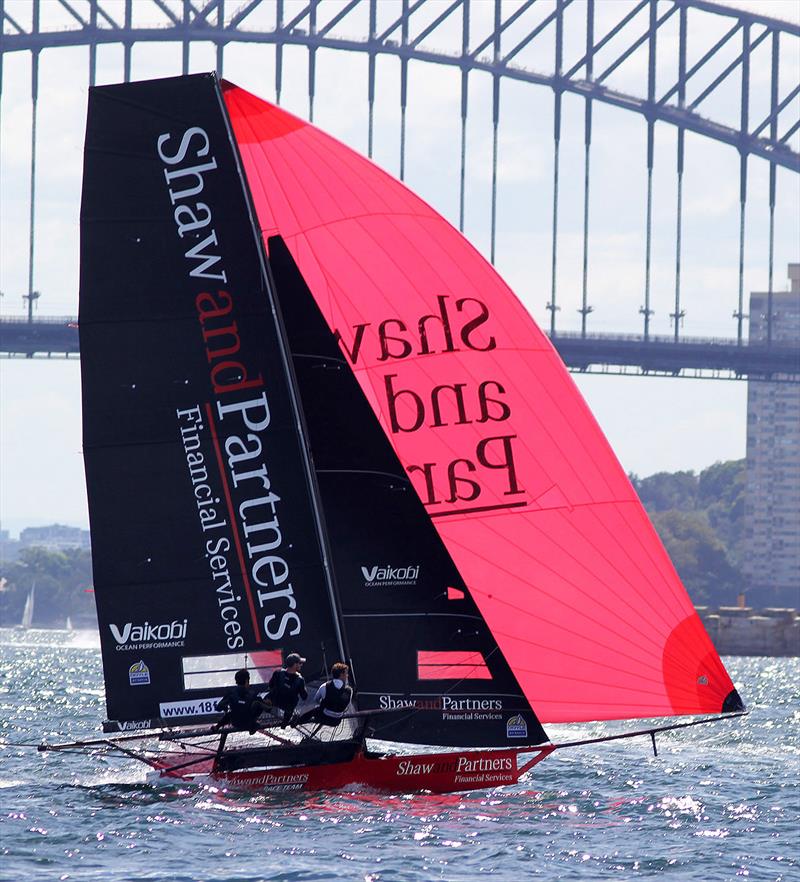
223, 84, 737, 723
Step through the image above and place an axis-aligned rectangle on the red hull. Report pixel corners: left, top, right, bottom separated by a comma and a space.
153, 746, 555, 794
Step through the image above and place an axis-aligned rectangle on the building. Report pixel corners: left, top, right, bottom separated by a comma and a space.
0, 529, 20, 565
743, 265, 800, 604
19, 524, 91, 552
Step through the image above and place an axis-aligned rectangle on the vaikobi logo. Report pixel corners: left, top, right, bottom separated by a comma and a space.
109, 619, 187, 651
361, 564, 420, 587
117, 719, 153, 732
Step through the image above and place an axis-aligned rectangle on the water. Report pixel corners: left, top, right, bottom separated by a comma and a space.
1, 630, 797, 882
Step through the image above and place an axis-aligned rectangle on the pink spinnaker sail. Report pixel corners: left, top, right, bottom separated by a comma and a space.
223, 84, 737, 724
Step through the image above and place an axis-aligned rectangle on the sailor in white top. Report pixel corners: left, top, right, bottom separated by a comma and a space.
297, 662, 353, 725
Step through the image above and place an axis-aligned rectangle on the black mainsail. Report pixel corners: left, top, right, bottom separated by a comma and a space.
80, 74, 342, 731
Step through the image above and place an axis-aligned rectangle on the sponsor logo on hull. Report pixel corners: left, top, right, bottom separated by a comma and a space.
452, 769, 516, 785
395, 754, 516, 786
236, 771, 310, 791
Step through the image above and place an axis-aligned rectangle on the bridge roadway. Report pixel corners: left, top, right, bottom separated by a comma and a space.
1, 316, 798, 382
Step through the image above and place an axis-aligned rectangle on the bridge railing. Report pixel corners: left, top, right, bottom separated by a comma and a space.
550, 330, 785, 348
0, 315, 77, 325
0, 316, 794, 350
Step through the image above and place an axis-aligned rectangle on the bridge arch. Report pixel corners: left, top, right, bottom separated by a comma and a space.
1, 0, 798, 342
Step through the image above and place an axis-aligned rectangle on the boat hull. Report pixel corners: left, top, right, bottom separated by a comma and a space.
153, 745, 554, 794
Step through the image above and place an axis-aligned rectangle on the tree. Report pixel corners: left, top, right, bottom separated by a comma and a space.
628, 459, 747, 601
698, 459, 746, 568
0, 547, 94, 626
650, 510, 743, 605
697, 459, 746, 509
631, 470, 698, 513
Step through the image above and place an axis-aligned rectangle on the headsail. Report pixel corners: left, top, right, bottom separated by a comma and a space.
222, 84, 744, 724
79, 75, 344, 730
269, 237, 547, 746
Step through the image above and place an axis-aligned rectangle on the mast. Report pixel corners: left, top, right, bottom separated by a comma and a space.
213, 79, 350, 673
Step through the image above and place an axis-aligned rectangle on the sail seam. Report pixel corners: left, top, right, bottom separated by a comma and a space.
448, 529, 668, 659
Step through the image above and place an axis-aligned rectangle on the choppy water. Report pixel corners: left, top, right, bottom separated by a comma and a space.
0, 630, 797, 882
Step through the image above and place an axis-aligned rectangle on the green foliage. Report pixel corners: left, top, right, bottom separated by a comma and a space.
699, 460, 747, 568
650, 509, 743, 605
0, 547, 95, 627
632, 470, 698, 512
630, 459, 746, 606
697, 459, 746, 509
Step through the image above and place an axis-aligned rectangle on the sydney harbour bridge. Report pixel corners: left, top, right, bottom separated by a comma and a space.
0, 0, 798, 381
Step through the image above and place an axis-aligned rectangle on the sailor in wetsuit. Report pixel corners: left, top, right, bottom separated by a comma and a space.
214, 668, 265, 733
296, 662, 353, 727
267, 652, 308, 726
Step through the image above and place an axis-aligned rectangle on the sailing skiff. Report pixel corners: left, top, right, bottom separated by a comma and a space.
39, 74, 744, 794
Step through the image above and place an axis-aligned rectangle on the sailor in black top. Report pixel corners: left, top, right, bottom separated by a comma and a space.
297, 662, 353, 727
214, 669, 265, 733
267, 652, 308, 725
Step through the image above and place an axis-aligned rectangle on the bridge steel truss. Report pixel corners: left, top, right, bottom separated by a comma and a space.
2, 316, 800, 383
1, 0, 799, 378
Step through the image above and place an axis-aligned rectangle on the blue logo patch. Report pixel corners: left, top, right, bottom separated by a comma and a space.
506, 714, 528, 738
129, 660, 151, 686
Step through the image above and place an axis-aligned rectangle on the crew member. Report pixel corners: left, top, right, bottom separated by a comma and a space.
296, 662, 353, 727
214, 668, 265, 734
267, 652, 308, 726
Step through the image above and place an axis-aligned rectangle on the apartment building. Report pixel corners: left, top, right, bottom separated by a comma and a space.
743, 264, 800, 602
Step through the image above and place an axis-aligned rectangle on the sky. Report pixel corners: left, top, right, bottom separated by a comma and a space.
1, 0, 799, 536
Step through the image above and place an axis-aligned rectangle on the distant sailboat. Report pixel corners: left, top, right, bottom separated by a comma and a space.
20, 583, 35, 629
65, 616, 74, 631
